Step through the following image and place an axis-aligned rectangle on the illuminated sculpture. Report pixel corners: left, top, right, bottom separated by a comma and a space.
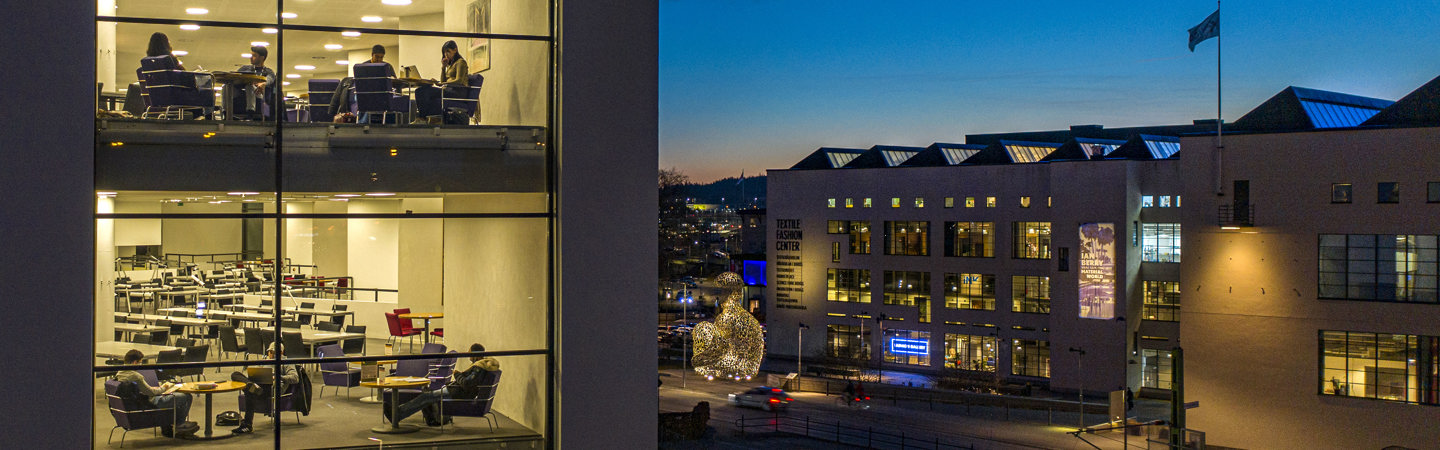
691, 272, 765, 380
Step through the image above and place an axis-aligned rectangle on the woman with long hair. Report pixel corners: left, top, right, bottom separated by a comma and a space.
414, 40, 471, 123
145, 32, 185, 70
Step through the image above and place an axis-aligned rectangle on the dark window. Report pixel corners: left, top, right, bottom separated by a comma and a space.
1429, 182, 1440, 203
883, 221, 929, 256
1332, 183, 1353, 203
1318, 234, 1437, 303
1011, 339, 1050, 377
883, 270, 930, 306
826, 324, 870, 359
944, 221, 994, 257
1011, 275, 1050, 314
1379, 182, 1400, 203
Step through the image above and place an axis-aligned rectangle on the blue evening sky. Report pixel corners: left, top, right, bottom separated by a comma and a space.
660, 1, 1440, 182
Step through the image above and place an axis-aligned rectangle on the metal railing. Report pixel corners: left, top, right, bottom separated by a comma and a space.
735, 414, 979, 450
1217, 204, 1254, 227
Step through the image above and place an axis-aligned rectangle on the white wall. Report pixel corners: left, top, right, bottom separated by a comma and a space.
346, 200, 400, 300
96, 196, 116, 344
313, 200, 349, 278
114, 200, 160, 246
444, 0, 548, 126
398, 198, 444, 313
160, 202, 243, 255
285, 202, 314, 267
397, 13, 447, 80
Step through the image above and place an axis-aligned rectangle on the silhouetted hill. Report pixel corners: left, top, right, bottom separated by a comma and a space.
682, 176, 766, 208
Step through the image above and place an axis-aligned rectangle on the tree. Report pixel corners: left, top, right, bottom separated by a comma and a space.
658, 168, 694, 278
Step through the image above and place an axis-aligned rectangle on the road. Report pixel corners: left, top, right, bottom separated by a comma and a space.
659, 370, 1151, 450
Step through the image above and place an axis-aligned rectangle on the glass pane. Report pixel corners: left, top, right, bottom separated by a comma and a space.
105, 0, 278, 25
283, 0, 551, 37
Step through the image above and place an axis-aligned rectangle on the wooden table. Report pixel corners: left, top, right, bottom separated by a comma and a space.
360, 377, 431, 433
399, 312, 443, 344
95, 341, 180, 359
175, 380, 247, 439
357, 361, 398, 403
295, 329, 365, 346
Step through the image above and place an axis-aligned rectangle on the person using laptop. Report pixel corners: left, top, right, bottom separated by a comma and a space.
228, 343, 300, 434
387, 343, 500, 426
412, 40, 471, 124
115, 349, 199, 438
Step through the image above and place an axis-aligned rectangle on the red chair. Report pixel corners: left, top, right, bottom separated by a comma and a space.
384, 312, 421, 353
394, 308, 417, 333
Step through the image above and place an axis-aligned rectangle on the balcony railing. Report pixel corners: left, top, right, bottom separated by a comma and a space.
1218, 204, 1254, 227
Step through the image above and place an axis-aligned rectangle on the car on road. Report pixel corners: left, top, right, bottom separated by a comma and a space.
727, 386, 792, 412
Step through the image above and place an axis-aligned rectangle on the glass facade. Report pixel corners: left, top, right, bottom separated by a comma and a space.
883, 221, 929, 256
1011, 276, 1050, 314
94, 1, 556, 446
1320, 331, 1439, 405
1012, 222, 1051, 259
1011, 339, 1050, 378
827, 324, 870, 359
944, 334, 997, 371
882, 270, 930, 306
1141, 349, 1173, 390
944, 221, 994, 258
944, 273, 995, 310
827, 269, 872, 303
1141, 223, 1181, 263
1319, 234, 1438, 303
883, 329, 931, 366
1142, 281, 1180, 322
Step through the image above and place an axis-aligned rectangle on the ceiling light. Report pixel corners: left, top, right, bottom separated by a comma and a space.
294, 65, 315, 70
97, 191, 118, 196
365, 193, 396, 196
281, 12, 297, 19
324, 44, 343, 50
341, 31, 361, 37
241, 53, 252, 58
251, 41, 269, 47
262, 27, 278, 34
381, 0, 412, 5
171, 50, 188, 56
185, 7, 208, 14
281, 81, 291, 86
334, 194, 361, 198
228, 192, 260, 196
335, 60, 350, 65
361, 16, 383, 22
179, 24, 200, 31
286, 74, 301, 79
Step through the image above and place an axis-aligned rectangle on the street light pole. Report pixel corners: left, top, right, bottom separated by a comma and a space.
857, 311, 868, 380
797, 322, 809, 375
1069, 347, 1086, 431
681, 286, 690, 388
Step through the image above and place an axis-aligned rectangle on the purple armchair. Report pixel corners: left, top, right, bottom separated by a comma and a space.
316, 344, 360, 398
105, 380, 178, 447
440, 73, 484, 124
237, 380, 305, 423
137, 55, 214, 120
438, 369, 502, 432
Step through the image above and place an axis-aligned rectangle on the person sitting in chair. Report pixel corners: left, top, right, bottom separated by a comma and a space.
115, 349, 199, 438
228, 343, 300, 434
388, 343, 500, 426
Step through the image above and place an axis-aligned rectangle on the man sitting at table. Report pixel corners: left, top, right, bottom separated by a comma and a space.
387, 343, 500, 426
115, 349, 199, 438
228, 343, 300, 434
233, 44, 277, 120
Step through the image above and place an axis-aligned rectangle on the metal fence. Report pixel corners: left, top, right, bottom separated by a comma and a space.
734, 414, 977, 450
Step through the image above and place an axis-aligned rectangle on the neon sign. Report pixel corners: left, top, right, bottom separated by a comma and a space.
889, 338, 929, 355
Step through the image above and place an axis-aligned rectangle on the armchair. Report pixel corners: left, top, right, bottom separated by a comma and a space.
137, 56, 214, 120
105, 380, 178, 447
440, 73, 484, 124
438, 369, 502, 432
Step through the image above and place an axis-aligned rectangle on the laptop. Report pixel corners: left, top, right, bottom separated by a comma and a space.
245, 367, 275, 384
402, 65, 420, 78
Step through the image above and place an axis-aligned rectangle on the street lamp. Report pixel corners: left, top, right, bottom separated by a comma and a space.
1069, 347, 1087, 431
856, 311, 868, 374
797, 322, 809, 375
874, 313, 890, 383
681, 288, 693, 388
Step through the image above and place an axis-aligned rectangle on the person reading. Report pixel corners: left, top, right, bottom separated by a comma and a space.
387, 343, 499, 426
115, 349, 199, 438
228, 343, 300, 434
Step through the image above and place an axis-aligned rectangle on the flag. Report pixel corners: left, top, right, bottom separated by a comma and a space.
1187, 10, 1219, 51
735, 169, 744, 186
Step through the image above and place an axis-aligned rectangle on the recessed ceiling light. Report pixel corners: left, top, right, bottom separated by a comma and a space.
251, 41, 269, 47
281, 12, 297, 19
179, 24, 200, 31
228, 192, 260, 196
241, 53, 252, 58
262, 27, 278, 34
286, 74, 301, 79
335, 60, 350, 65
97, 191, 118, 196
171, 50, 188, 56
329, 198, 350, 202
281, 81, 291, 86
365, 192, 396, 196
185, 7, 208, 14
294, 65, 315, 70
361, 16, 383, 22
341, 31, 361, 37
381, 0, 412, 5
324, 44, 343, 50
334, 194, 361, 197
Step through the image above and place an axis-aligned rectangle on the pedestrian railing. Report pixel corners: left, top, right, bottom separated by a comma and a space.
735, 414, 1002, 450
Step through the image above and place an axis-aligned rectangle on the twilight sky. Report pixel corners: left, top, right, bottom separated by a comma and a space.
659, 1, 1440, 183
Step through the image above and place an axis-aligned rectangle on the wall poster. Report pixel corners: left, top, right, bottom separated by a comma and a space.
1078, 222, 1116, 319
773, 219, 806, 309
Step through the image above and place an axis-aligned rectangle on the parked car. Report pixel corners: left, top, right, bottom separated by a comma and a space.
727, 386, 792, 412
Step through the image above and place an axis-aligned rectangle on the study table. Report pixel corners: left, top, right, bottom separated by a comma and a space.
95, 340, 180, 359
399, 312, 443, 344
175, 380, 246, 440
361, 377, 431, 433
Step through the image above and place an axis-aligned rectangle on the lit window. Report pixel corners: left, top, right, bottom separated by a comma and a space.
1142, 281, 1180, 321
845, 198, 853, 208
985, 196, 996, 208
945, 222, 994, 258
1141, 349, 1173, 390
1159, 196, 1171, 207
1020, 196, 1031, 208
826, 269, 871, 303
863, 198, 872, 208
1141, 223, 1181, 263
1332, 184, 1352, 203
944, 197, 954, 208
1378, 182, 1399, 203
944, 273, 995, 310
883, 270, 930, 306
883, 221, 929, 256
891, 198, 900, 208
883, 329, 931, 366
1011, 339, 1050, 377
1011, 222, 1051, 259
1174, 195, 1180, 207
828, 198, 836, 208
1319, 331, 1430, 403
945, 334, 997, 371
831, 242, 841, 262
1047, 196, 1052, 208
1011, 276, 1050, 314
1141, 196, 1154, 208
915, 197, 924, 208
965, 197, 975, 208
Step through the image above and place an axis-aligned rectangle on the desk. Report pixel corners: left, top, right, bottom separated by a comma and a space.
360, 377, 430, 433
399, 313, 443, 344
156, 289, 204, 309
296, 329, 365, 346
129, 311, 229, 327
95, 341, 180, 359
175, 381, 246, 439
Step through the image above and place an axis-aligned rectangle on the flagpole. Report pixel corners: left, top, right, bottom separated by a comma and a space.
1214, 0, 1224, 196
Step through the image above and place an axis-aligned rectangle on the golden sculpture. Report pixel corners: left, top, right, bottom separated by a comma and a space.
691, 272, 765, 380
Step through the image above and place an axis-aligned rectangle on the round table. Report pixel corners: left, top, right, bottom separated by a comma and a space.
175, 380, 247, 439
399, 312, 443, 344
357, 360, 398, 403
360, 377, 431, 433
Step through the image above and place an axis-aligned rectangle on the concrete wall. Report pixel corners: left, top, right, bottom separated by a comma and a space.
1180, 127, 1440, 449
445, 0, 548, 126
160, 202, 244, 255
